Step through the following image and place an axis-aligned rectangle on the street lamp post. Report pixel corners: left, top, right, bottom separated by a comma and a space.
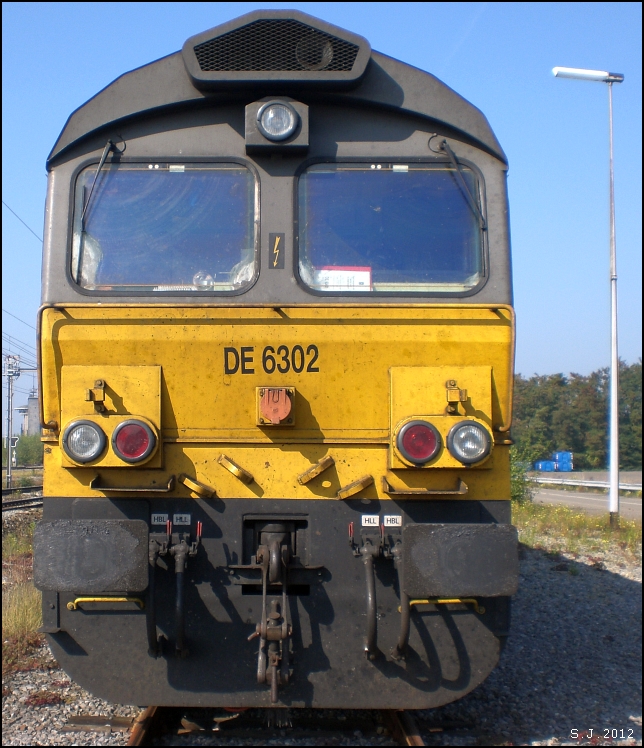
552, 67, 624, 526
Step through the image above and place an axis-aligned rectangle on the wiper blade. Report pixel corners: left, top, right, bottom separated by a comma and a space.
81, 140, 114, 231
440, 140, 487, 230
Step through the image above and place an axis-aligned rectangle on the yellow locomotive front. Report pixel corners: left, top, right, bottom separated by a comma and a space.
35, 10, 517, 708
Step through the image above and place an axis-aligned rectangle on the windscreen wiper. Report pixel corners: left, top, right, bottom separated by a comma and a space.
80, 140, 114, 231
440, 140, 487, 230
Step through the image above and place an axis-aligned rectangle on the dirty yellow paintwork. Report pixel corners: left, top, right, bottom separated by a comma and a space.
40, 305, 514, 500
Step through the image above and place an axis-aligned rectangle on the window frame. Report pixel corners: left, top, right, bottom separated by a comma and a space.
66, 156, 261, 298
293, 156, 489, 298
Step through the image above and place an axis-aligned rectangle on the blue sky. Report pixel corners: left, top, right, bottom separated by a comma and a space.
2, 2, 642, 424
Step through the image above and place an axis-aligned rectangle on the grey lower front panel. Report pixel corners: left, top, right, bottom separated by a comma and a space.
41, 497, 514, 708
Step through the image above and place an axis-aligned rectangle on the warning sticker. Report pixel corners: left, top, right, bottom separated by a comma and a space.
315, 266, 372, 292
151, 513, 169, 525
361, 514, 380, 527
383, 515, 402, 527
173, 513, 191, 526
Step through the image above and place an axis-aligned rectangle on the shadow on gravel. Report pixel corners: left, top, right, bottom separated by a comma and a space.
416, 547, 642, 745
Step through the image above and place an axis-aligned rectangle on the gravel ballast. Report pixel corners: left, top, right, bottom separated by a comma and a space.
3, 543, 641, 746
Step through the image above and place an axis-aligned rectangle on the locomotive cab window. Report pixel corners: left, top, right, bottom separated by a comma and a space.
298, 163, 485, 293
71, 162, 257, 293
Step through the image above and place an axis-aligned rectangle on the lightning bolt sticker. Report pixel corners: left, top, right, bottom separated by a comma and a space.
273, 235, 281, 267
268, 233, 285, 269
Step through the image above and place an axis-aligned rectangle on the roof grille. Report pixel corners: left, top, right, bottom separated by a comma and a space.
194, 19, 359, 73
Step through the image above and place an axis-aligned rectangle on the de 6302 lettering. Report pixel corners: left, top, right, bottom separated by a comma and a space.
224, 345, 320, 374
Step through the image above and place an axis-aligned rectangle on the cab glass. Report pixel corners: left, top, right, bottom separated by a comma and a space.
71, 163, 257, 293
298, 163, 484, 293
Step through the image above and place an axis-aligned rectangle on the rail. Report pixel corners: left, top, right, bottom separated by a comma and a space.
2, 497, 43, 511
2, 485, 44, 497
529, 477, 642, 491
122, 707, 425, 745
1, 465, 43, 472
383, 710, 426, 746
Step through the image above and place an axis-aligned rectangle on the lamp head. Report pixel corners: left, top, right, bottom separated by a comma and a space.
553, 67, 624, 83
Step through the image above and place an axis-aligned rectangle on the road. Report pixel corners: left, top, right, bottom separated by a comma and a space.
532, 487, 642, 521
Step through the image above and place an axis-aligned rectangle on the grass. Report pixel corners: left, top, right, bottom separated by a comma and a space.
2, 583, 42, 643
13, 475, 42, 488
511, 450, 641, 559
2, 521, 36, 557
2, 519, 45, 676
2, 469, 43, 490
512, 499, 642, 559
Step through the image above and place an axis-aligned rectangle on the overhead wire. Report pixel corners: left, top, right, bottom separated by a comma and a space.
2, 308, 37, 331
2, 361, 38, 373
1, 201, 43, 243
2, 362, 38, 373
3, 352, 37, 366
3, 387, 34, 396
2, 340, 37, 358
2, 348, 37, 362
3, 333, 37, 352
2, 346, 36, 358
2, 343, 38, 366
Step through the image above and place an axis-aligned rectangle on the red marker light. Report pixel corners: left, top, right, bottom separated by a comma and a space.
112, 420, 156, 463
196, 521, 203, 538
115, 425, 149, 458
397, 421, 441, 464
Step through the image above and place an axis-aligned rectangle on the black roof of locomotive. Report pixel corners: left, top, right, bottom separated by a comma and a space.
47, 9, 506, 168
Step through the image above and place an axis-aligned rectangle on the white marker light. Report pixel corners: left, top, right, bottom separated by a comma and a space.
257, 101, 299, 141
447, 421, 491, 465
62, 420, 106, 463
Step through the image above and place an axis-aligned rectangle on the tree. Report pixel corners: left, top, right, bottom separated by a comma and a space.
14, 435, 44, 466
619, 359, 642, 470
512, 360, 641, 470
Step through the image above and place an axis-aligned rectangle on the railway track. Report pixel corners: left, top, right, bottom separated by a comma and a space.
2, 484, 43, 497
1, 465, 43, 472
2, 491, 43, 511
125, 706, 426, 746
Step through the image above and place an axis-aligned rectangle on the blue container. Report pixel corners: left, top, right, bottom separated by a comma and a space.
554, 461, 573, 472
552, 451, 573, 462
535, 460, 556, 472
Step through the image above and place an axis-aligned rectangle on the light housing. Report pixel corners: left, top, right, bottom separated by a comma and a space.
447, 420, 491, 465
552, 67, 624, 83
111, 420, 156, 464
62, 420, 107, 464
256, 101, 299, 141
396, 420, 441, 465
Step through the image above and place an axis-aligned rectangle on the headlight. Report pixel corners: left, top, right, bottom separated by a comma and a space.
397, 420, 441, 465
112, 420, 156, 463
447, 421, 491, 464
257, 101, 299, 141
62, 420, 106, 463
